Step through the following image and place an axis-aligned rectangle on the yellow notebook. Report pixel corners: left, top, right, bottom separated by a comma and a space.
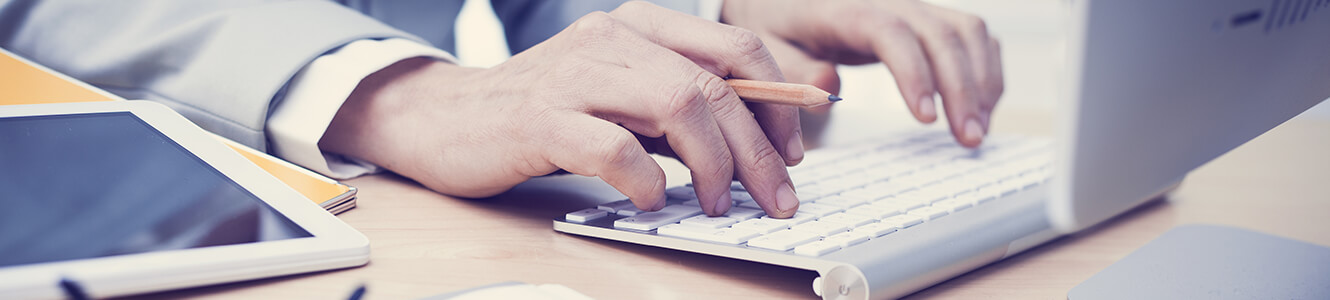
0, 48, 357, 214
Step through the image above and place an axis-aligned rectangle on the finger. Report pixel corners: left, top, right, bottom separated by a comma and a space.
863, 14, 940, 124
925, 6, 1004, 130
611, 72, 737, 217
543, 114, 668, 211
899, 8, 986, 147
582, 62, 749, 217
984, 37, 1004, 128
557, 25, 737, 216
609, 1, 803, 166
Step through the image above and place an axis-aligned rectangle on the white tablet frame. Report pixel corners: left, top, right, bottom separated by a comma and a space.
0, 101, 369, 298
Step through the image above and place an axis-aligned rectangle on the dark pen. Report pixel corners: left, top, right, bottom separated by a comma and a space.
60, 277, 90, 300
347, 283, 366, 300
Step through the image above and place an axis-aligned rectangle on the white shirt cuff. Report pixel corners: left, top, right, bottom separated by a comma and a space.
698, 0, 724, 22
267, 38, 456, 179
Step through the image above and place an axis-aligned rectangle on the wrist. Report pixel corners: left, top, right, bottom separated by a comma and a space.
319, 57, 478, 173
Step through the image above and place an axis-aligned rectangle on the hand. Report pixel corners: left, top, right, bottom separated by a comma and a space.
723, 0, 1004, 147
320, 2, 804, 218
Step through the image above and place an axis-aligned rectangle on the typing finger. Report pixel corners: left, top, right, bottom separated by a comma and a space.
900, 8, 986, 147
634, 49, 799, 218
925, 5, 1004, 130
609, 2, 803, 166
559, 12, 736, 216
543, 114, 668, 211
863, 10, 942, 124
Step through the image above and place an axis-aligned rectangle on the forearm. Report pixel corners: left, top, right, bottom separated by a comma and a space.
0, 0, 425, 150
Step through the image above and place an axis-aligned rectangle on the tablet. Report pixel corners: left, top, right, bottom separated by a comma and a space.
0, 101, 369, 298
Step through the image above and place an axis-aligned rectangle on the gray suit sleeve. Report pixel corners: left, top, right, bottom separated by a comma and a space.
490, 0, 699, 55
0, 0, 428, 150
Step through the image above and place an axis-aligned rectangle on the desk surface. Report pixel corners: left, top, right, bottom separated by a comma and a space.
139, 110, 1330, 299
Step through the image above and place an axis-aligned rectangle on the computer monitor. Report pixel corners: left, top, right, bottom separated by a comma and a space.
1050, 0, 1330, 232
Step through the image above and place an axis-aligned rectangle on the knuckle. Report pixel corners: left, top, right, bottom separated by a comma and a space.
571, 12, 621, 41
697, 74, 734, 104
742, 141, 784, 174
727, 26, 767, 57
873, 13, 912, 33
725, 26, 778, 70
613, 1, 654, 14
959, 15, 989, 36
665, 83, 707, 122
595, 132, 641, 170
703, 153, 735, 182
932, 25, 962, 47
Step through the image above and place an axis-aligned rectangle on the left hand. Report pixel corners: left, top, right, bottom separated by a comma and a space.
722, 0, 1003, 148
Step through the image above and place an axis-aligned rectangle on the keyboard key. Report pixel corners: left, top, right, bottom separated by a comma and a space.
613, 205, 703, 231
791, 221, 851, 237
680, 215, 740, 228
818, 213, 876, 227
597, 199, 637, 213
853, 222, 898, 238
761, 212, 818, 227
992, 182, 1022, 197
907, 206, 949, 221
973, 194, 998, 204
656, 224, 760, 245
881, 214, 924, 229
793, 240, 841, 257
731, 218, 791, 234
902, 189, 950, 204
839, 188, 888, 202
564, 208, 609, 223
794, 185, 832, 202
666, 186, 697, 200
815, 195, 869, 210
845, 204, 902, 220
616, 206, 646, 217
932, 199, 972, 213
722, 207, 765, 220
794, 203, 843, 218
747, 230, 821, 251
822, 232, 870, 248
873, 197, 926, 211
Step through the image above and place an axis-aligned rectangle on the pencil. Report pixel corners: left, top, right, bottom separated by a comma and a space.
725, 79, 842, 108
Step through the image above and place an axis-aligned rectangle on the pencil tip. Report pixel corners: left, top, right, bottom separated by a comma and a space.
828, 95, 843, 102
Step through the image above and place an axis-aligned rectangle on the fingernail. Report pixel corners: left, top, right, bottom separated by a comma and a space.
775, 182, 799, 216
787, 131, 805, 162
964, 118, 985, 144
918, 95, 937, 121
712, 191, 733, 216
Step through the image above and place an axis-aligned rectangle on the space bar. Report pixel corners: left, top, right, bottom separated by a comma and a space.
613, 205, 702, 231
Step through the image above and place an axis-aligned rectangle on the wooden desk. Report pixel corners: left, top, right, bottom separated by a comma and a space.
143, 115, 1329, 300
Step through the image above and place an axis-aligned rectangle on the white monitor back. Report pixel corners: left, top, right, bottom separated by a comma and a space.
1050, 0, 1330, 232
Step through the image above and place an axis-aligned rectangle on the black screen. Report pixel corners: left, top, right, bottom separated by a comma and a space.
0, 112, 312, 267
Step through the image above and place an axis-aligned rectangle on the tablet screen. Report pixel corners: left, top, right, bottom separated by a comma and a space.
0, 112, 312, 267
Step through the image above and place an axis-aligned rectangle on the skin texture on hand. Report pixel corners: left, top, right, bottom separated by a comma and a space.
722, 0, 1005, 148
320, 2, 805, 218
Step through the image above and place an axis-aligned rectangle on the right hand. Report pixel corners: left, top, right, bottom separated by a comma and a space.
319, 2, 804, 218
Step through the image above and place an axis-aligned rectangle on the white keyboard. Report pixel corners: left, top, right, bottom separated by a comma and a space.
558, 131, 1053, 257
